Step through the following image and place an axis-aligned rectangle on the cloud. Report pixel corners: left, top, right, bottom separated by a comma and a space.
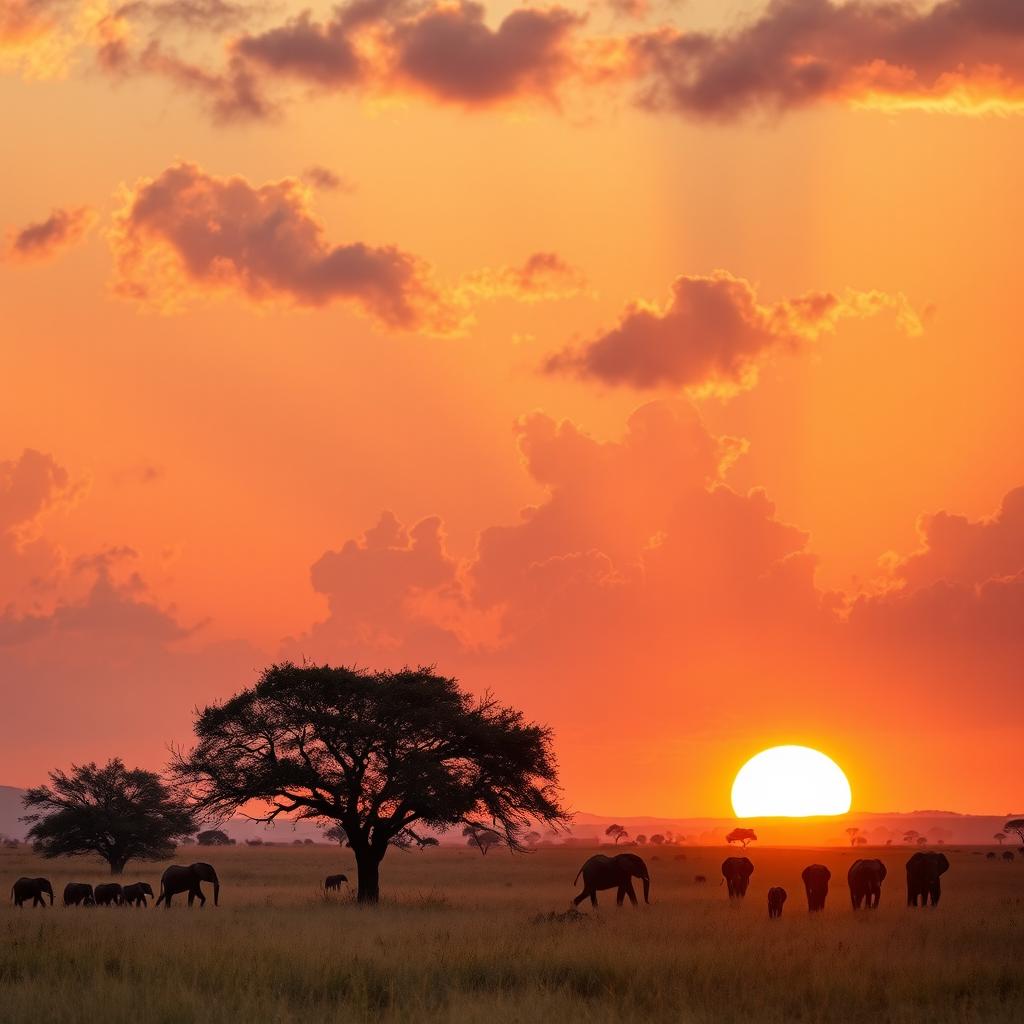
303, 165, 356, 192
461, 251, 586, 302
109, 161, 462, 331
6, 205, 97, 262
545, 270, 920, 394
629, 0, 1024, 119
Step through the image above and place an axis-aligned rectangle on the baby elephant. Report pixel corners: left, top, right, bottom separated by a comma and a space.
94, 883, 124, 906
767, 886, 787, 918
324, 874, 349, 892
122, 882, 154, 907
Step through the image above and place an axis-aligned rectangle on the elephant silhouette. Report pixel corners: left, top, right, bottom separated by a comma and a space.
95, 883, 124, 906
906, 851, 949, 907
572, 853, 650, 907
122, 882, 154, 907
721, 857, 754, 898
63, 883, 95, 907
12, 877, 53, 907
767, 886, 787, 918
324, 874, 349, 892
156, 862, 220, 908
801, 864, 831, 912
848, 858, 887, 910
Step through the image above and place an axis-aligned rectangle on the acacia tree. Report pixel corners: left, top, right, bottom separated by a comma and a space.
171, 663, 569, 903
605, 824, 628, 844
1004, 820, 1024, 847
726, 827, 757, 848
21, 759, 196, 875
994, 832, 1007, 846
846, 827, 860, 847
464, 825, 501, 855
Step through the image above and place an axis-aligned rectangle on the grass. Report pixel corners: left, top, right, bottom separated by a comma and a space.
3, 844, 1023, 1023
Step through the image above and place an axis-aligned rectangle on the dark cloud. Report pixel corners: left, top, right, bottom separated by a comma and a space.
110, 161, 460, 331
303, 165, 356, 192
6, 206, 96, 262
629, 0, 1024, 119
546, 270, 918, 394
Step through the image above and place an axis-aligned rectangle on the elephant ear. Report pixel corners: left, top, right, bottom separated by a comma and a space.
877, 863, 888, 880
937, 854, 950, 873
743, 859, 754, 875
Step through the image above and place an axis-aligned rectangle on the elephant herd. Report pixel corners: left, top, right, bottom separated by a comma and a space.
718, 852, 950, 915
10, 863, 220, 909
571, 852, 951, 915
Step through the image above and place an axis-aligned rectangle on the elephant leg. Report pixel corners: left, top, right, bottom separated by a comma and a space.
616, 884, 626, 907
624, 880, 638, 906
572, 889, 588, 907
195, 887, 206, 908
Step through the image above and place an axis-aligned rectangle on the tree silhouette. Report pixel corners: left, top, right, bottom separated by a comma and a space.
197, 829, 234, 846
846, 827, 860, 847
464, 824, 502, 855
635, 834, 647, 845
916, 836, 927, 846
1004, 820, 1024, 847
903, 830, 920, 845
525, 831, 542, 846
417, 836, 439, 851
650, 834, 665, 845
854, 835, 868, 846
171, 663, 568, 903
726, 827, 757, 848
22, 759, 196, 875
323, 824, 349, 846
605, 824, 628, 844
994, 832, 1007, 846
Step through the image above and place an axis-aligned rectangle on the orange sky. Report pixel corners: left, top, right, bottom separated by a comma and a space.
2, 0, 1024, 818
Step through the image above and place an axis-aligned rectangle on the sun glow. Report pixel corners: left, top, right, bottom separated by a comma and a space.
731, 745, 852, 818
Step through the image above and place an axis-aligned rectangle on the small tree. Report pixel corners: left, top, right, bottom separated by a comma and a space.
1004, 821, 1024, 847
323, 824, 349, 846
916, 836, 927, 846
171, 663, 568, 903
650, 834, 665, 845
726, 827, 757, 849
846, 827, 860, 847
525, 831, 542, 847
417, 836, 439, 851
464, 825, 501, 855
903, 830, 920, 845
636, 834, 647, 845
855, 835, 868, 847
995, 833, 1007, 846
21, 759, 196, 875
605, 824, 628, 845
197, 829, 234, 846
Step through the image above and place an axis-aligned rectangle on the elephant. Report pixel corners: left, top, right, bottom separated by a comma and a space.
155, 862, 220, 908
986, 852, 997, 860
801, 864, 831, 912
122, 882, 154, 907
848, 858, 887, 910
767, 886, 787, 918
63, 882, 95, 907
572, 853, 650, 907
11, 877, 53, 907
94, 883, 124, 906
906, 851, 949, 907
694, 875, 707, 885
324, 874, 349, 892
721, 856, 754, 899
1003, 851, 1016, 862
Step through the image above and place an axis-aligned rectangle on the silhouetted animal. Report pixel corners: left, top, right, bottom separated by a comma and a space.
906, 851, 949, 907
801, 864, 831, 912
694, 875, 707, 884
63, 882, 94, 906
1003, 851, 1015, 862
122, 882, 154, 907
848, 858, 887, 910
573, 853, 650, 907
324, 873, 349, 891
767, 886, 787, 918
94, 883, 124, 906
156, 862, 220, 908
721, 857, 754, 898
987, 852, 997, 859
12, 877, 53, 907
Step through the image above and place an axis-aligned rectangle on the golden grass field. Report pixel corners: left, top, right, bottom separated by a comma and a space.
2, 843, 1022, 1023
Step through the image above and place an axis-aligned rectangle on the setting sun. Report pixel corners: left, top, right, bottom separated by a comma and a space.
731, 746, 852, 818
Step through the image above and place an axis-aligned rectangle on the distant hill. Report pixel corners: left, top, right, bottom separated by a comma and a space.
0, 783, 1018, 847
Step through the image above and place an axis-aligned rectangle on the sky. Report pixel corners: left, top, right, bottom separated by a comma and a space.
2, 0, 1024, 819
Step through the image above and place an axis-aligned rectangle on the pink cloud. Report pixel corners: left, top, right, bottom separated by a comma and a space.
6, 205, 97, 262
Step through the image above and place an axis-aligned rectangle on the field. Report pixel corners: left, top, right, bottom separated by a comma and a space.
3, 843, 1022, 1023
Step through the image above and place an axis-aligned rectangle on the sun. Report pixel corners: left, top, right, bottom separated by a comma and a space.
731, 745, 852, 818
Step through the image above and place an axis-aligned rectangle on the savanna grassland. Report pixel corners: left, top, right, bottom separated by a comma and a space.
3, 843, 1023, 1024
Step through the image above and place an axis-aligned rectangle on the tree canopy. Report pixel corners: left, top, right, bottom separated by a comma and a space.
726, 827, 757, 848
21, 759, 196, 874
171, 663, 569, 901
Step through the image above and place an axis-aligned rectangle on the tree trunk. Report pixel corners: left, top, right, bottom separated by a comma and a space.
354, 847, 381, 904
110, 859, 126, 876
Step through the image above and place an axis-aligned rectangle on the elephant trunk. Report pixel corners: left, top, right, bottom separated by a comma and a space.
641, 875, 650, 904
212, 879, 219, 906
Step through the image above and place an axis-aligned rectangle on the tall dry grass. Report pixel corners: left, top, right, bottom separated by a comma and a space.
2, 844, 1022, 1023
